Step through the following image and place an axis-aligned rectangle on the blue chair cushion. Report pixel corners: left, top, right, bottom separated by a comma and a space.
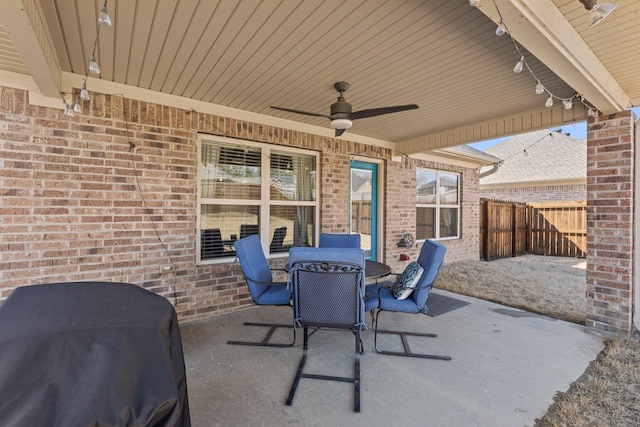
254, 282, 291, 305
378, 286, 422, 314
364, 285, 380, 311
318, 233, 361, 248
392, 261, 424, 300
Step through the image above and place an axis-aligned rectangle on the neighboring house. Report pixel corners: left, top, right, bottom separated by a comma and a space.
479, 130, 586, 203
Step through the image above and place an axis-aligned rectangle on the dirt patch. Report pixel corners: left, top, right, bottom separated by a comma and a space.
434, 254, 586, 324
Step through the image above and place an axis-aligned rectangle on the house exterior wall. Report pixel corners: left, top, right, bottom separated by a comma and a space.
0, 84, 480, 322
480, 184, 586, 203
586, 110, 636, 336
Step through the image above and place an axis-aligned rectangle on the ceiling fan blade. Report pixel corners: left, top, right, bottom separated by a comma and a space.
335, 128, 346, 137
271, 106, 330, 119
350, 104, 418, 120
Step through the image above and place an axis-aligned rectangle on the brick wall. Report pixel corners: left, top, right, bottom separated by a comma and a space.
481, 183, 586, 203
586, 110, 635, 335
0, 84, 480, 322
384, 156, 480, 274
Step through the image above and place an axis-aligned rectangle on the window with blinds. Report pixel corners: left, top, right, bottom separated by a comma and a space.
198, 137, 318, 261
416, 168, 459, 240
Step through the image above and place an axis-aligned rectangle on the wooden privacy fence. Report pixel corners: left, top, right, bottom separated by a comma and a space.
480, 199, 586, 261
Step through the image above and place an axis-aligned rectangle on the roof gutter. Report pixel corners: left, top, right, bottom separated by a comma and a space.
479, 161, 503, 179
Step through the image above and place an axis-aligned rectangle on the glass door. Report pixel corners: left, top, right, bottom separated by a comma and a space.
350, 161, 377, 260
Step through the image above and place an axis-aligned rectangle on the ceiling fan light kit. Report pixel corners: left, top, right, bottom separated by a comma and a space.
330, 118, 352, 130
271, 81, 418, 137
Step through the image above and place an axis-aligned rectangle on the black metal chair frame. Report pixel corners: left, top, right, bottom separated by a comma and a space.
372, 282, 452, 361
286, 260, 365, 412
226, 273, 296, 348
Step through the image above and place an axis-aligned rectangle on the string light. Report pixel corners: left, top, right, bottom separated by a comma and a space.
470, 0, 600, 117
545, 95, 554, 108
495, 18, 506, 36
88, 54, 101, 75
61, 1, 112, 116
98, 4, 112, 28
563, 99, 573, 110
513, 56, 524, 73
80, 82, 90, 101
63, 101, 74, 117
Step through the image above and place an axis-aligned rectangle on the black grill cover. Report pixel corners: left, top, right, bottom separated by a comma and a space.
0, 282, 190, 427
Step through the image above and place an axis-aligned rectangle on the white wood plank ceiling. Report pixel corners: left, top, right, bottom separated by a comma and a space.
0, 0, 638, 151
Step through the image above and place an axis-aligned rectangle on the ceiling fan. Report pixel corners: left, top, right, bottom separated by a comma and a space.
271, 81, 419, 137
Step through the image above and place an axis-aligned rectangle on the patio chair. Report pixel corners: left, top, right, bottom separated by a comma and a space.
269, 226, 287, 253
201, 228, 225, 259
372, 239, 451, 360
227, 235, 294, 347
286, 247, 366, 412
318, 232, 361, 248
240, 224, 259, 239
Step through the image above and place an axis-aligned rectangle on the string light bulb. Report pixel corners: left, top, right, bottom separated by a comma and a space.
63, 102, 75, 117
495, 19, 507, 36
545, 95, 554, 108
98, 3, 112, 28
80, 82, 90, 101
513, 56, 524, 73
491, 3, 599, 116
469, 0, 480, 6
88, 54, 101, 75
73, 99, 83, 114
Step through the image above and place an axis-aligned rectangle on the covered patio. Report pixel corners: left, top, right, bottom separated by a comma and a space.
181, 289, 603, 426
1, 2, 638, 424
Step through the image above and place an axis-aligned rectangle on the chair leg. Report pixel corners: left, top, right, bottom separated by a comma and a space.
286, 327, 309, 406
373, 310, 451, 361
286, 326, 362, 412
227, 322, 295, 347
353, 327, 361, 412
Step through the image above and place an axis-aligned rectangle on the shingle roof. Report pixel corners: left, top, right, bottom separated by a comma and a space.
480, 130, 586, 186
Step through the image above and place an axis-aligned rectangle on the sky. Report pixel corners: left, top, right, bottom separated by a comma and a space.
469, 106, 640, 152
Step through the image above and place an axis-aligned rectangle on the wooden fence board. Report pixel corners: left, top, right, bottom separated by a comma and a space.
480, 199, 586, 261
528, 202, 586, 257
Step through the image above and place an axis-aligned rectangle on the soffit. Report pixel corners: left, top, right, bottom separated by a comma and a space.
0, 0, 638, 151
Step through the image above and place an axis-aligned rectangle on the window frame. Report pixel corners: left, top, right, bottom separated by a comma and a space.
416, 167, 460, 241
197, 134, 319, 263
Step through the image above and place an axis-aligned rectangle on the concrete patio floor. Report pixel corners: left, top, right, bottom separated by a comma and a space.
180, 289, 604, 427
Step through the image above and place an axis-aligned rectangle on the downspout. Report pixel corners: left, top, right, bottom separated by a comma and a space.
634, 118, 640, 332
479, 160, 503, 179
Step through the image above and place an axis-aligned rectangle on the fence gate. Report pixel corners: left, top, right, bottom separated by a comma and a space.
480, 199, 527, 261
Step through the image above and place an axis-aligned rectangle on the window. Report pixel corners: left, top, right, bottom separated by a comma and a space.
198, 136, 318, 261
416, 168, 459, 240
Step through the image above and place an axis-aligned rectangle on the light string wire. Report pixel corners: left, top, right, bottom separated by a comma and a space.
122, 95, 178, 307
60, 3, 179, 305
60, 0, 111, 115
472, 0, 600, 117
501, 130, 563, 161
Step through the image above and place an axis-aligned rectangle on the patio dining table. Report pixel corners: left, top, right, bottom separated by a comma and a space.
284, 258, 390, 280
365, 259, 392, 280
0, 281, 190, 427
